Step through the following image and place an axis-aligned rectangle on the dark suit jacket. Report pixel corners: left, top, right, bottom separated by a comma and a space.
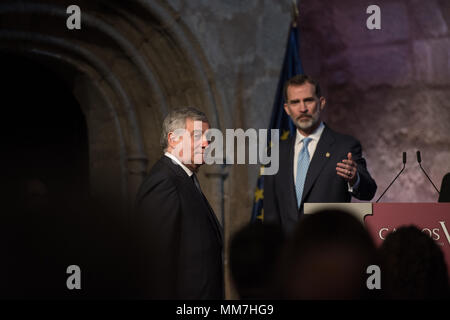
135, 156, 224, 299
264, 124, 377, 235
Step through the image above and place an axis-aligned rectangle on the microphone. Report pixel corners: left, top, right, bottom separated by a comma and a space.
416, 150, 440, 195
376, 152, 407, 203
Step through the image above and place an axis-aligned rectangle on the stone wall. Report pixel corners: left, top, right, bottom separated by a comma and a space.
298, 0, 450, 202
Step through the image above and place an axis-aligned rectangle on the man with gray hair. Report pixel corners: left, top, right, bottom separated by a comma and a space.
135, 107, 223, 299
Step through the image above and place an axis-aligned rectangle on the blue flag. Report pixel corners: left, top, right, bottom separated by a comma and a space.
250, 24, 304, 222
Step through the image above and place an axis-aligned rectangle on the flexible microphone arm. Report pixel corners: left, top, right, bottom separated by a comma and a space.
376, 152, 406, 203
417, 150, 440, 194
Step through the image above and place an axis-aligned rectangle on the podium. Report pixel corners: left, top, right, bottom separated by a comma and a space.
304, 203, 450, 275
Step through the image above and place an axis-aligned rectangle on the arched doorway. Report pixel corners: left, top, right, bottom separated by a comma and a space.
1, 52, 89, 208
0, 0, 226, 213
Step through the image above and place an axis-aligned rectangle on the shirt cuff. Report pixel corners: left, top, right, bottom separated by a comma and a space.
348, 172, 360, 193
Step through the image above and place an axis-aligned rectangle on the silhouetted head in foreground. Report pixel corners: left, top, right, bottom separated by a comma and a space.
282, 210, 378, 299
379, 225, 450, 299
230, 223, 285, 299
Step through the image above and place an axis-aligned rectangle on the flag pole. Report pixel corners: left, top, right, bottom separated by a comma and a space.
291, 0, 299, 27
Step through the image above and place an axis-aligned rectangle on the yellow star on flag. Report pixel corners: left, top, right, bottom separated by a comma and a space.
256, 209, 264, 221
254, 187, 264, 202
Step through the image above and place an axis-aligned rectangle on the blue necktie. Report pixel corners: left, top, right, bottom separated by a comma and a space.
295, 137, 312, 208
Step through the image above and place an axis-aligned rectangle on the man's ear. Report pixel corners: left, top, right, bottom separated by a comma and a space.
167, 132, 179, 148
319, 97, 326, 111
284, 103, 290, 115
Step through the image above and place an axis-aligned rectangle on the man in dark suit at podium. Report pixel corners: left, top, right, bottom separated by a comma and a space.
264, 75, 377, 235
135, 107, 223, 299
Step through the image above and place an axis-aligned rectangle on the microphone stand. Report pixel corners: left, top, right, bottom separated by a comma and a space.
417, 151, 440, 194
376, 152, 406, 203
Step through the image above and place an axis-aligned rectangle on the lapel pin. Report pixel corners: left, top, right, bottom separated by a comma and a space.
326, 152, 330, 158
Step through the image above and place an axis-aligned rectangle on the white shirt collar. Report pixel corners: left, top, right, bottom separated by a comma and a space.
295, 121, 325, 145
164, 152, 194, 177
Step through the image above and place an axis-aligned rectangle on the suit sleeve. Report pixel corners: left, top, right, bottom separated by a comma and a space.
350, 140, 377, 201
134, 174, 182, 298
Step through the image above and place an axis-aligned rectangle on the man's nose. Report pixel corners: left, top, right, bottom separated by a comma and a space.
202, 135, 209, 147
299, 102, 308, 112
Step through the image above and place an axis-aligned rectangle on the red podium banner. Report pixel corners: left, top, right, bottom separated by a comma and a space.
365, 203, 450, 275
305, 203, 450, 275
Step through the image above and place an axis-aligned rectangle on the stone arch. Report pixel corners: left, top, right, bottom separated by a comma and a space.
0, 0, 225, 214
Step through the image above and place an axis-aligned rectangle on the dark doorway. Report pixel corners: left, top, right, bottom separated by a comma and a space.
0, 52, 92, 298
0, 52, 138, 299
0, 52, 89, 209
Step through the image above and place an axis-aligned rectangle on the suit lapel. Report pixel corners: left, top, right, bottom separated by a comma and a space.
162, 157, 223, 245
302, 126, 336, 202
278, 136, 298, 213
199, 189, 224, 244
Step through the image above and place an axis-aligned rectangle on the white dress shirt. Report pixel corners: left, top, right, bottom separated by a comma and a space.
165, 152, 193, 177
292, 122, 359, 192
